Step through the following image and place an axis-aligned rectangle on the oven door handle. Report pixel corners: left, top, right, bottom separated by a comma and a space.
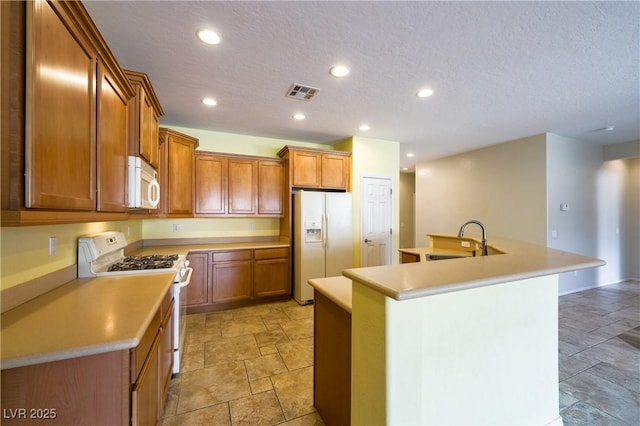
178, 267, 193, 288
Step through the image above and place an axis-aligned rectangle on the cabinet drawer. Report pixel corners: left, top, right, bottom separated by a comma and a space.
213, 250, 251, 262
132, 308, 161, 382
254, 247, 289, 260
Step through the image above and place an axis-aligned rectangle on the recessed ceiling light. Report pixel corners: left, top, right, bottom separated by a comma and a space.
417, 88, 434, 98
359, 124, 370, 131
202, 98, 217, 106
330, 65, 350, 77
293, 113, 306, 120
197, 29, 221, 45
592, 125, 616, 132
407, 153, 415, 158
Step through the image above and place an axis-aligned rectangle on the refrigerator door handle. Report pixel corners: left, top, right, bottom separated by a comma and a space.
322, 215, 327, 249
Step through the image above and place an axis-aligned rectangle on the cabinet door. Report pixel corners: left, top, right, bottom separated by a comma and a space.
291, 151, 321, 188
158, 300, 174, 409
254, 257, 290, 298
148, 110, 159, 169
132, 334, 160, 426
186, 252, 209, 306
167, 135, 195, 215
139, 88, 159, 169
212, 251, 252, 304
195, 155, 227, 215
321, 154, 349, 189
228, 158, 257, 215
25, 0, 96, 210
96, 59, 128, 212
257, 160, 284, 216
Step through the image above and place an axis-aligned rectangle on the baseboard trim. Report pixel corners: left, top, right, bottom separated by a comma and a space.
1, 264, 77, 313
559, 279, 639, 296
546, 415, 564, 426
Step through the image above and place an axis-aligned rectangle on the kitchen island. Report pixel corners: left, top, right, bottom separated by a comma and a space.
310, 236, 604, 425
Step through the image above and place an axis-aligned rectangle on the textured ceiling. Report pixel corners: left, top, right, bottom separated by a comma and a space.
83, 1, 639, 170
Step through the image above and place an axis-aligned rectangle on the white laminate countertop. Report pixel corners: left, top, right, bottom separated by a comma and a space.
308, 276, 353, 313
0, 272, 174, 370
344, 237, 605, 301
1, 241, 290, 370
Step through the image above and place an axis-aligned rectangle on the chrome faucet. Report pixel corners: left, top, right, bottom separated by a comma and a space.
458, 220, 488, 256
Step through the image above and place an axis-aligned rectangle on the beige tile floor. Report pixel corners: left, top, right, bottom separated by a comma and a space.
162, 281, 639, 425
558, 280, 640, 426
161, 299, 325, 425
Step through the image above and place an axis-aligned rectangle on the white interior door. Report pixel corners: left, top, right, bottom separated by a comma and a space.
361, 176, 392, 267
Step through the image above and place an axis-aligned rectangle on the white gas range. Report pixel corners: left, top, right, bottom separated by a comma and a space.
78, 231, 192, 375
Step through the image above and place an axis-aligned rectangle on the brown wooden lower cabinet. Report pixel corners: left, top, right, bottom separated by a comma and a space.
314, 291, 351, 425
185, 251, 210, 307
0, 290, 173, 425
401, 251, 421, 263
186, 247, 290, 313
253, 248, 290, 298
212, 250, 252, 304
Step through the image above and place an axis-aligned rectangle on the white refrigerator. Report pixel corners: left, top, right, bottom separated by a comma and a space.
293, 190, 353, 304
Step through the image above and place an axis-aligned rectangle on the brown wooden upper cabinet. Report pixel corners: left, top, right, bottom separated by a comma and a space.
228, 157, 258, 215
277, 146, 351, 190
124, 69, 164, 169
195, 152, 284, 217
158, 128, 198, 217
1, 0, 135, 224
257, 160, 284, 216
97, 59, 131, 212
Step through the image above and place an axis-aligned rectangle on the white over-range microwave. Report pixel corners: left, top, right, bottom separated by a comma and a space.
127, 156, 160, 209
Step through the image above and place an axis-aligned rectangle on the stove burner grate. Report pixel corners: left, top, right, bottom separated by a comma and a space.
107, 254, 179, 272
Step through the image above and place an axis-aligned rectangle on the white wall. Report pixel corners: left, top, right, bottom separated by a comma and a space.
597, 157, 640, 283
415, 134, 637, 294
546, 134, 603, 293
602, 140, 640, 282
399, 172, 415, 249
414, 134, 547, 247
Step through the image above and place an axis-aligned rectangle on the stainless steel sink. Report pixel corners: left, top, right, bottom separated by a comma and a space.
427, 254, 470, 261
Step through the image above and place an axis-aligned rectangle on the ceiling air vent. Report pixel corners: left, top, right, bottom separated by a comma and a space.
286, 84, 320, 101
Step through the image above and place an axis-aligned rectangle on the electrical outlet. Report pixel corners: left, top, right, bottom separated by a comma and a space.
49, 236, 57, 256
461, 241, 470, 248
249, 223, 254, 231
172, 224, 179, 232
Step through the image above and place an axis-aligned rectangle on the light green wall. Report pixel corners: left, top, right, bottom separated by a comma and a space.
143, 217, 280, 239
1, 220, 142, 290
336, 136, 401, 266
351, 275, 561, 424
167, 125, 329, 157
